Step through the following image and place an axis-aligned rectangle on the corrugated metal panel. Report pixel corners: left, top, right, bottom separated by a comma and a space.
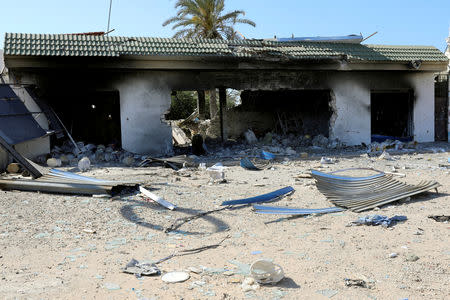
0, 84, 46, 144
3, 32, 448, 62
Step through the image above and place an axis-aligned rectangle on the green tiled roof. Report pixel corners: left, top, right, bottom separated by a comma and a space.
3, 33, 448, 63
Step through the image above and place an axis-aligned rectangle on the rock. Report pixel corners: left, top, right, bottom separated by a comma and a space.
285, 147, 296, 155
312, 134, 329, 147
379, 151, 394, 161
122, 156, 135, 166
300, 152, 308, 159
405, 254, 419, 262
389, 252, 398, 258
244, 129, 258, 144
262, 132, 273, 145
320, 157, 334, 164
78, 157, 91, 172
241, 277, 259, 292
6, 163, 21, 173
47, 158, 62, 168
59, 155, 69, 165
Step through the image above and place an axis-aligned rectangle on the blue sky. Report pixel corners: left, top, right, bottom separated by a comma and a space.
0, 0, 449, 51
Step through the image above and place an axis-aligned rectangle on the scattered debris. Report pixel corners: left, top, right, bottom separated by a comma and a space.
221, 186, 294, 206
241, 277, 260, 292
164, 209, 227, 233
405, 254, 420, 262
162, 271, 190, 283
378, 151, 394, 161
123, 259, 160, 278
253, 205, 344, 215
6, 163, 21, 174
348, 215, 407, 228
312, 168, 440, 212
344, 278, 372, 288
46, 158, 62, 168
240, 157, 260, 170
78, 156, 91, 172
428, 215, 450, 222
244, 129, 258, 144
320, 157, 334, 164
139, 186, 176, 210
206, 163, 227, 182
250, 259, 284, 284
172, 125, 191, 145
0, 135, 43, 178
260, 150, 275, 160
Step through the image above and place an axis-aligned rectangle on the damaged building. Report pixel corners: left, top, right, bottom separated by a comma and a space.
1, 33, 449, 163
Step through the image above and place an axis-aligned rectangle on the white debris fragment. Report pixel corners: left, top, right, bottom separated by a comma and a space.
47, 158, 62, 168
320, 157, 334, 164
78, 157, 91, 172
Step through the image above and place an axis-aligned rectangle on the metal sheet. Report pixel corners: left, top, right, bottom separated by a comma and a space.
0, 84, 46, 145
221, 186, 294, 206
311, 168, 440, 212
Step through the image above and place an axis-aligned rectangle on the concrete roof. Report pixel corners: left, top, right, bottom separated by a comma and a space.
3, 33, 448, 63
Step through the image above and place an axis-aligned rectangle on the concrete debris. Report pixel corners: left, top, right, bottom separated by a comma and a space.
241, 277, 260, 292
207, 163, 227, 182
6, 163, 21, 173
172, 125, 191, 145
244, 129, 258, 144
312, 134, 329, 148
122, 259, 160, 277
161, 271, 190, 283
344, 278, 372, 288
348, 215, 407, 228
47, 158, 62, 168
77, 157, 91, 172
378, 151, 394, 161
428, 215, 450, 222
320, 157, 334, 164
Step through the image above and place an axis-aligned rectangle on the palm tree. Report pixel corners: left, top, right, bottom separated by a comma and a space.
163, 0, 255, 117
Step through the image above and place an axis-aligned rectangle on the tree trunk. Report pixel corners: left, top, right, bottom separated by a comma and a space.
209, 89, 218, 119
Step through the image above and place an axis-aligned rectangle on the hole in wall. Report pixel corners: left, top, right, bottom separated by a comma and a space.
371, 91, 414, 142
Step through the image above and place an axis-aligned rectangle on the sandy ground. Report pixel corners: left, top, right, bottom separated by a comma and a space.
0, 145, 449, 300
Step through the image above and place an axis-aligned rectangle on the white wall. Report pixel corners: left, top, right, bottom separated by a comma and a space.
328, 71, 436, 145
115, 73, 173, 155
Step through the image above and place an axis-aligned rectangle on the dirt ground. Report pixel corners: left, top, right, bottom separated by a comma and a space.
0, 144, 449, 299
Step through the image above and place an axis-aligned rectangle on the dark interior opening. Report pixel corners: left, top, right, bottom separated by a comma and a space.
371, 91, 413, 142
46, 90, 121, 147
239, 89, 332, 136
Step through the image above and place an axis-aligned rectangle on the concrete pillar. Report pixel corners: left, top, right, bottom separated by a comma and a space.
409, 73, 435, 142
219, 87, 226, 142
197, 90, 206, 120
329, 77, 371, 145
116, 74, 173, 155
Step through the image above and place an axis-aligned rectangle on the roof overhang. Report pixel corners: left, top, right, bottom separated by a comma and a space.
4, 54, 448, 72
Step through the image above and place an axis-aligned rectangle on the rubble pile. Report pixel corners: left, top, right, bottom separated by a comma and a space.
36, 141, 143, 169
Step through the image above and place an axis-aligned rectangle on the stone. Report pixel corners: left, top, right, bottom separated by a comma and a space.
122, 156, 135, 166
405, 254, 419, 262
47, 158, 62, 168
6, 163, 21, 173
59, 155, 69, 165
312, 134, 329, 148
389, 252, 398, 258
285, 147, 296, 155
262, 132, 273, 145
300, 152, 308, 159
244, 129, 258, 144
78, 157, 91, 172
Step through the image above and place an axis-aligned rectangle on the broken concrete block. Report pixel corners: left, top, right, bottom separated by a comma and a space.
285, 147, 296, 155
172, 126, 191, 145
47, 158, 62, 168
6, 163, 21, 173
78, 157, 91, 172
122, 156, 135, 166
312, 134, 329, 148
244, 129, 258, 144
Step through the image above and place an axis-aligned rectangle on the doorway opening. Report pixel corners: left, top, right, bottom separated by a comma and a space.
371, 91, 413, 142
